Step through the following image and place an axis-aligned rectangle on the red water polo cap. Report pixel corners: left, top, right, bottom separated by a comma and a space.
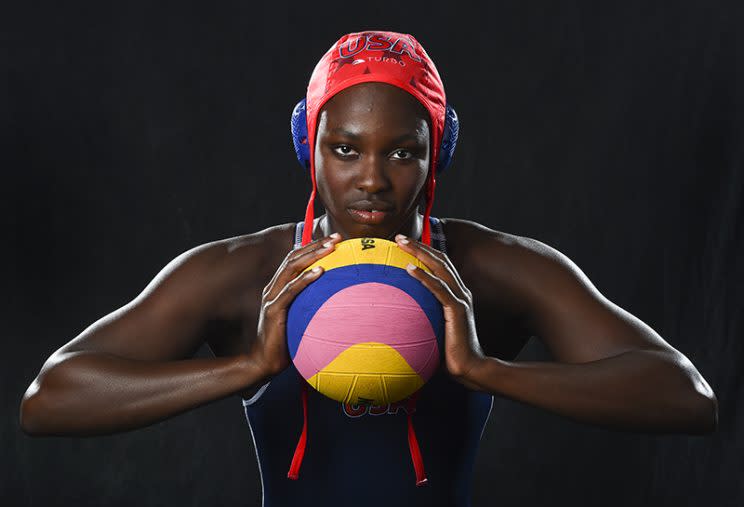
301, 30, 447, 246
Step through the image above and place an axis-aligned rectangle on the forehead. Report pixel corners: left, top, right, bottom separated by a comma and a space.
317, 82, 430, 135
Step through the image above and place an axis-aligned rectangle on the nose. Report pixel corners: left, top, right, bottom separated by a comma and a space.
355, 153, 391, 194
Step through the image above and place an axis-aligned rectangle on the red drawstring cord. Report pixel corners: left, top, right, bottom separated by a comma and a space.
421, 169, 436, 247
288, 383, 429, 486
406, 390, 428, 486
287, 381, 308, 480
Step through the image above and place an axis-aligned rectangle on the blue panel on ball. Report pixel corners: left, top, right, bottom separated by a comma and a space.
286, 264, 444, 359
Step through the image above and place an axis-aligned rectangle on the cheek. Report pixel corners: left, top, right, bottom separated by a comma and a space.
396, 166, 429, 202
314, 157, 349, 210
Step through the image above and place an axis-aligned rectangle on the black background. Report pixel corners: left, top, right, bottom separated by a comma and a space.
4, 1, 742, 506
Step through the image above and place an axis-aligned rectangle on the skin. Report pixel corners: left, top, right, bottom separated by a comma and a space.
19, 82, 717, 439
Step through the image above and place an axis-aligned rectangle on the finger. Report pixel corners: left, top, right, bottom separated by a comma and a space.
263, 239, 323, 297
264, 233, 339, 295
264, 242, 327, 299
264, 234, 341, 300
395, 235, 470, 299
410, 240, 469, 296
291, 233, 342, 267
270, 265, 325, 311
429, 247, 471, 300
404, 262, 467, 311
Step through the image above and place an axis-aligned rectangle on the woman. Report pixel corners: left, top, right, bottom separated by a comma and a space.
20, 31, 717, 507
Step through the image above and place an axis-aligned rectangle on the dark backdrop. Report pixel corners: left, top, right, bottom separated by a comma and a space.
3, 1, 742, 506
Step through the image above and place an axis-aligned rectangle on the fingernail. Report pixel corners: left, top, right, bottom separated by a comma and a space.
322, 241, 332, 248
330, 233, 340, 239
406, 263, 416, 271
396, 234, 409, 244
312, 266, 321, 273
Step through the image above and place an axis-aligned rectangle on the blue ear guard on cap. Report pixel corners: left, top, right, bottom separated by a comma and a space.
290, 98, 459, 174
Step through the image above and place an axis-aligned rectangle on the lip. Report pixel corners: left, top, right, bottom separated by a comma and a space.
347, 208, 392, 225
347, 200, 394, 212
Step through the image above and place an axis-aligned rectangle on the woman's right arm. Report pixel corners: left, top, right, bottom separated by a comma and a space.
19, 231, 342, 437
19, 240, 268, 436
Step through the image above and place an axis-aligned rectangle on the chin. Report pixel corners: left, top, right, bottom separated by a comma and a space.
349, 223, 394, 238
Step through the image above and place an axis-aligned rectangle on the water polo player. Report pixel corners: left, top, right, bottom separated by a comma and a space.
21, 30, 717, 507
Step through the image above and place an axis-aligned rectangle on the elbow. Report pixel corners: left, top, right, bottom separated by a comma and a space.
665, 351, 719, 435
20, 378, 55, 437
19, 390, 46, 437
689, 365, 719, 435
685, 390, 718, 435
700, 392, 719, 434
20, 352, 78, 436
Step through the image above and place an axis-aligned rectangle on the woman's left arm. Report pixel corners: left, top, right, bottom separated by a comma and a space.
395, 232, 718, 435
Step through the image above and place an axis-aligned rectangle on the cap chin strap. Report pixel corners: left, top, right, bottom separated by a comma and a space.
420, 169, 436, 246
301, 157, 319, 246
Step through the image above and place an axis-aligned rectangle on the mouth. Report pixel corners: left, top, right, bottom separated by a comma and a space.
347, 208, 392, 225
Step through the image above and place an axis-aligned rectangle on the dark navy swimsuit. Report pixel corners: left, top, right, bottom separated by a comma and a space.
242, 216, 493, 507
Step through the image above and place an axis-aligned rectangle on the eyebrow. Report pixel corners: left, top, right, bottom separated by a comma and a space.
328, 128, 426, 145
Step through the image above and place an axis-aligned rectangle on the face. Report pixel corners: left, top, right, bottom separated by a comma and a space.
314, 82, 431, 240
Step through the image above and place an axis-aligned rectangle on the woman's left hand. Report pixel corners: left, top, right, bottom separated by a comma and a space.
395, 234, 486, 389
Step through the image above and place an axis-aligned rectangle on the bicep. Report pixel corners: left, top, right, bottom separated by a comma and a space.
502, 238, 674, 363
54, 242, 229, 362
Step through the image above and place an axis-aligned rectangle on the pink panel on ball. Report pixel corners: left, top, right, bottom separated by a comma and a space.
293, 282, 440, 380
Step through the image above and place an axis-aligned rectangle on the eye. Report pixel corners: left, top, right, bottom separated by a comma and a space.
391, 149, 413, 160
332, 145, 358, 157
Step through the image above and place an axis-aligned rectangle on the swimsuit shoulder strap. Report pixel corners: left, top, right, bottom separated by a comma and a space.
428, 216, 447, 254
293, 221, 304, 250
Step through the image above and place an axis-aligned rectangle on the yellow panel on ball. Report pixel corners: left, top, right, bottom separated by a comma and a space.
303, 238, 432, 274
306, 342, 425, 405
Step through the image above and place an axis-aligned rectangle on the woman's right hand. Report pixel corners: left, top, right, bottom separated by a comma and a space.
250, 232, 342, 378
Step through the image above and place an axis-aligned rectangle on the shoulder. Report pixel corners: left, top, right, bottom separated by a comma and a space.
157, 221, 296, 281
439, 218, 596, 315
439, 217, 566, 268
212, 221, 297, 270
136, 222, 297, 319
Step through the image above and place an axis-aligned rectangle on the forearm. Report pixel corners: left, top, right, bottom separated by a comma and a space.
20, 350, 266, 436
466, 348, 717, 434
